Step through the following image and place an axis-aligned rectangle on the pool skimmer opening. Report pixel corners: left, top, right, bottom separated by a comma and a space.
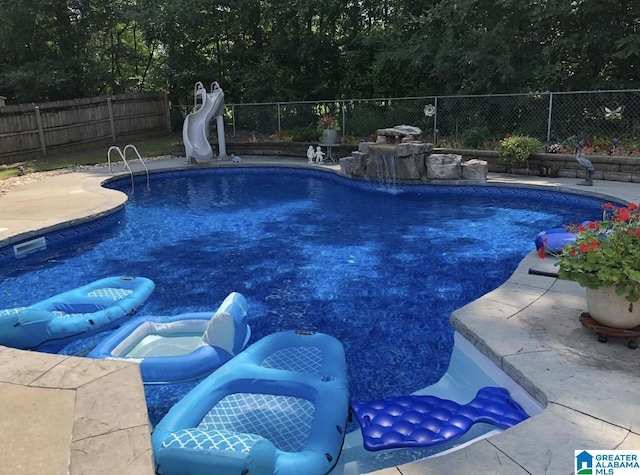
13, 236, 47, 258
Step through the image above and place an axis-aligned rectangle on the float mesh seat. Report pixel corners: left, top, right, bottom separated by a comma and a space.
0, 307, 27, 317
199, 393, 314, 452
161, 428, 265, 452
261, 346, 323, 373
52, 312, 89, 319
85, 287, 134, 300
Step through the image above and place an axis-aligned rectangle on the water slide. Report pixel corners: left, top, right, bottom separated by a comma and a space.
183, 81, 227, 162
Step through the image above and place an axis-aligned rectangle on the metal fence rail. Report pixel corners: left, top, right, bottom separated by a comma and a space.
169, 89, 640, 154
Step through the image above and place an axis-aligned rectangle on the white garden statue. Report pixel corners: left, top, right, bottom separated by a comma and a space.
314, 146, 325, 164
307, 145, 315, 163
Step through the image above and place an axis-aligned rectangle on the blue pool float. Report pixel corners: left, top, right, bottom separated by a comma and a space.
350, 386, 529, 451
0, 276, 155, 352
88, 291, 251, 384
535, 226, 578, 255
535, 220, 596, 255
151, 330, 349, 475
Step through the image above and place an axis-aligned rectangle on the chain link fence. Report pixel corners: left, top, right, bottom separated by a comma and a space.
169, 89, 640, 155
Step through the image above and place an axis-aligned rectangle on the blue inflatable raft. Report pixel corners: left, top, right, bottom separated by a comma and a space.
0, 276, 155, 352
535, 226, 577, 255
351, 386, 529, 452
151, 330, 349, 475
88, 291, 251, 384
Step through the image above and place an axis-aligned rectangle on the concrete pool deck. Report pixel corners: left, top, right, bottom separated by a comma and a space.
0, 155, 639, 474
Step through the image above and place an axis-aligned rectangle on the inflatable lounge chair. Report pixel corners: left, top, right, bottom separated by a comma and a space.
88, 291, 251, 384
151, 330, 349, 475
0, 276, 155, 352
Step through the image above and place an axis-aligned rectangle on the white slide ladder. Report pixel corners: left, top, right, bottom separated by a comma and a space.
107, 144, 150, 189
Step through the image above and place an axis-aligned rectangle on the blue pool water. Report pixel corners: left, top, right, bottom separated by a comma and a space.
0, 167, 607, 425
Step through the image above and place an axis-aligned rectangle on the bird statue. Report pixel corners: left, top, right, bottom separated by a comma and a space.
575, 147, 595, 186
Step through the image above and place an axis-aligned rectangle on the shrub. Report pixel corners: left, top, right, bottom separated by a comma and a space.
461, 126, 491, 149
498, 135, 543, 168
345, 108, 385, 137
290, 125, 321, 142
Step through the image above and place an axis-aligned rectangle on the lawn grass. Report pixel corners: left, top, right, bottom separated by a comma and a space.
0, 134, 183, 180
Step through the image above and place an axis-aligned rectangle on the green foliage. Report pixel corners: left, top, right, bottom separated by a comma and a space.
290, 125, 319, 142
435, 136, 463, 149
461, 126, 491, 149
0, 168, 20, 180
344, 107, 385, 137
556, 204, 640, 302
497, 135, 543, 167
0, 0, 639, 104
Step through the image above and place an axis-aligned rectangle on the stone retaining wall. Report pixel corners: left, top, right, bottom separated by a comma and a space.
213, 142, 640, 183
439, 148, 640, 183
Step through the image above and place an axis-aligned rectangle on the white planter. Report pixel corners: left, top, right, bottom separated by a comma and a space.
586, 286, 640, 329
321, 129, 338, 145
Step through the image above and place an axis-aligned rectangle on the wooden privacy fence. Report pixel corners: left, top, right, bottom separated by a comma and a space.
0, 92, 171, 164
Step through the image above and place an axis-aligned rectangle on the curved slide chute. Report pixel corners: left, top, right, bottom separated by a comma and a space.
183, 81, 227, 162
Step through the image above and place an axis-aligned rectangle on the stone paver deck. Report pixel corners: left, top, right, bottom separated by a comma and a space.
1, 155, 639, 474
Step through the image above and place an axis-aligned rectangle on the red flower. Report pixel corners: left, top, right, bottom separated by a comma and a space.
615, 209, 631, 222
590, 239, 598, 250
537, 237, 548, 259
587, 221, 599, 230
580, 243, 589, 252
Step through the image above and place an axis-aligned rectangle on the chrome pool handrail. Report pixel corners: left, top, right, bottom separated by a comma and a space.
107, 144, 150, 189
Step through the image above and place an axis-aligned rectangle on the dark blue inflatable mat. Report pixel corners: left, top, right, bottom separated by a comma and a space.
350, 386, 530, 451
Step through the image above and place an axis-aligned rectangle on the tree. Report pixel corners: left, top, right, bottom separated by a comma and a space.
1, 0, 639, 105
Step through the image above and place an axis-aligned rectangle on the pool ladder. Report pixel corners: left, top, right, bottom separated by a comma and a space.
107, 144, 150, 189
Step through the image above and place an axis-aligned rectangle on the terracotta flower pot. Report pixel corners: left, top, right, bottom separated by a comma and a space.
586, 286, 640, 329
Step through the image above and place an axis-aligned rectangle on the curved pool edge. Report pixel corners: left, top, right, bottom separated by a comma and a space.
438, 249, 640, 474
0, 171, 128, 250
1, 156, 640, 474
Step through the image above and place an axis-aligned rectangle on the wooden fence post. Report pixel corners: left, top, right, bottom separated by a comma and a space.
34, 105, 47, 157
163, 92, 171, 133
107, 97, 117, 142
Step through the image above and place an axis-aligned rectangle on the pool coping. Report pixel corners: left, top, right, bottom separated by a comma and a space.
1, 156, 639, 475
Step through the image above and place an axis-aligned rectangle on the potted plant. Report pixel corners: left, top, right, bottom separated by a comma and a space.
318, 114, 340, 145
555, 202, 640, 329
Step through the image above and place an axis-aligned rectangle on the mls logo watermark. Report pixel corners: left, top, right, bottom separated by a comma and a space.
575, 450, 640, 475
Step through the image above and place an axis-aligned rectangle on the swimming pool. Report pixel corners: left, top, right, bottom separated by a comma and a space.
0, 167, 607, 426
